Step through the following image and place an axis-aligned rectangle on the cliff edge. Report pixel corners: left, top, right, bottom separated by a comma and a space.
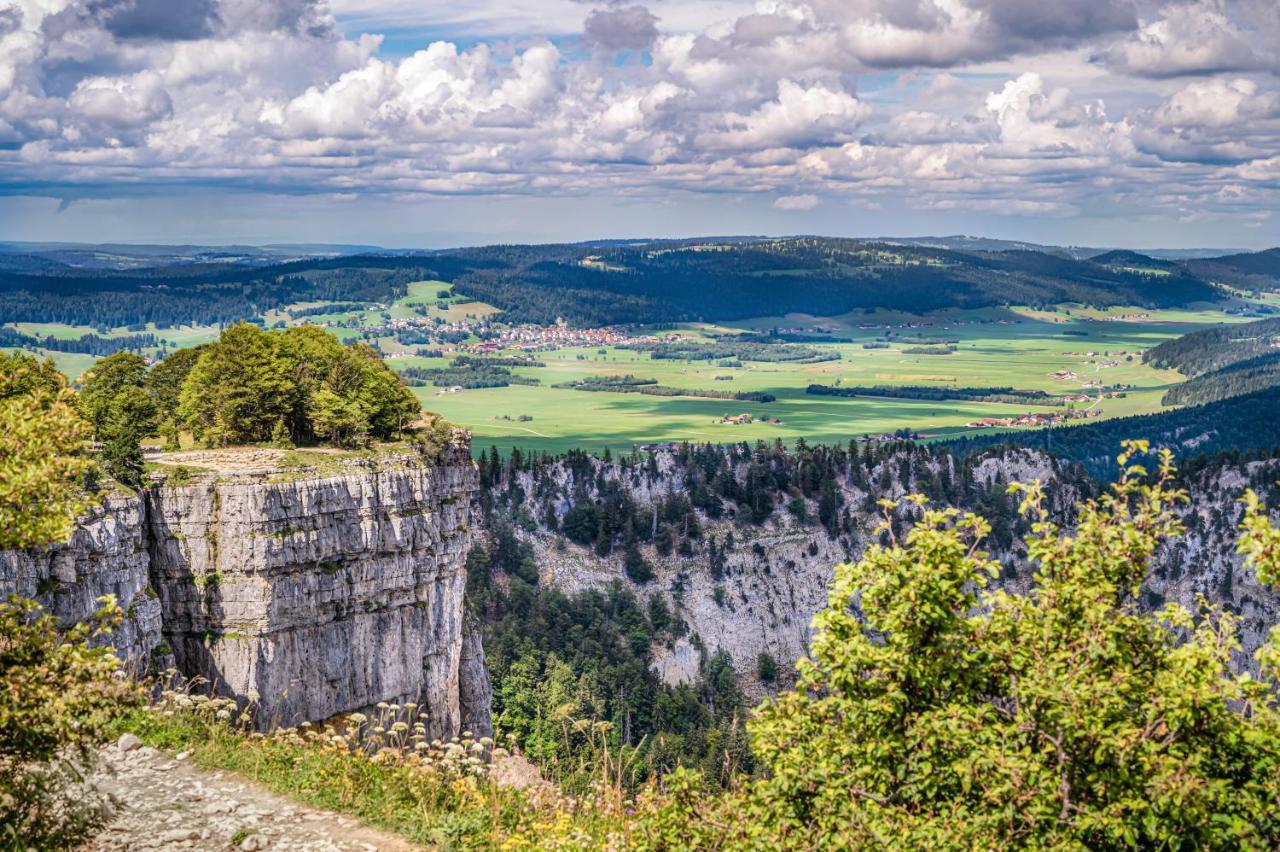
0, 442, 490, 737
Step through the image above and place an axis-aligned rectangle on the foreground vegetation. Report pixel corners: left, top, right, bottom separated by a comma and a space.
1, 599, 141, 848
9, 436, 1280, 848
0, 352, 96, 549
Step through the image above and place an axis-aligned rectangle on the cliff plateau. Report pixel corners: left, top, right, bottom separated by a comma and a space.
0, 445, 490, 737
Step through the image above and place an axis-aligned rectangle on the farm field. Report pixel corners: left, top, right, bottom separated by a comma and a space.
3, 281, 1264, 456
410, 304, 1256, 456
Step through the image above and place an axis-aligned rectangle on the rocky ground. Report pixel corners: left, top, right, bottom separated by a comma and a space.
86, 735, 419, 851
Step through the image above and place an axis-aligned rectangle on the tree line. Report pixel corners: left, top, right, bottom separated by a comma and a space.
0, 326, 158, 357
807, 383, 1062, 406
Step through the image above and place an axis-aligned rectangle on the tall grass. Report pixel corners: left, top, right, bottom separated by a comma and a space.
107, 683, 669, 849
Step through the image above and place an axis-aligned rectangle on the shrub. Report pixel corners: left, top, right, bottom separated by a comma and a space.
624, 541, 655, 584
0, 597, 142, 849
756, 652, 779, 684
743, 443, 1280, 848
0, 353, 97, 549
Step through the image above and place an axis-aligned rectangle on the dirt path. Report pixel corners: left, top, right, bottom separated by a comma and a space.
87, 736, 420, 851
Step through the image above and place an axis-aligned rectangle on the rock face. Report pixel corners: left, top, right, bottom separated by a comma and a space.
1145, 456, 1280, 669
459, 615, 494, 739
482, 445, 1279, 698
0, 447, 488, 737
0, 493, 162, 673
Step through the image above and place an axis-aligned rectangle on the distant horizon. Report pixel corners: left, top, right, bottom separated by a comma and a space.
0, 233, 1267, 258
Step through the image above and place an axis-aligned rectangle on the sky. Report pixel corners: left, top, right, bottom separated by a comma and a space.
0, 0, 1278, 250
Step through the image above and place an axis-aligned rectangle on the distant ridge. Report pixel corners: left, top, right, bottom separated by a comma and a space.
0, 241, 384, 271
3, 235, 1277, 328
879, 235, 1250, 261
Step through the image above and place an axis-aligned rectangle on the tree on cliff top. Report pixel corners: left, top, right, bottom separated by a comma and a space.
0, 353, 96, 550
175, 323, 419, 448
78, 352, 158, 487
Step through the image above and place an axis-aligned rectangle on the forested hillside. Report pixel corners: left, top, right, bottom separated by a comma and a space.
446, 239, 1222, 324
1186, 247, 1280, 291
2, 237, 1261, 330
1162, 351, 1280, 406
1144, 316, 1280, 375
941, 388, 1280, 477
0, 255, 462, 327
1142, 315, 1280, 406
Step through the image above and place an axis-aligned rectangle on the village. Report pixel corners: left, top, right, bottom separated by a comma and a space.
963, 409, 1103, 430
717, 413, 784, 426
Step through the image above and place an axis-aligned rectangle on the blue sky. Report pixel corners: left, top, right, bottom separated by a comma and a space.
1, 0, 1278, 249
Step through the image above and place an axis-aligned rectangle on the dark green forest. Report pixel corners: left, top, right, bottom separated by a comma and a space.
941, 388, 1280, 477
807, 383, 1062, 406
0, 256, 463, 327
1144, 316, 1280, 375
1141, 315, 1280, 406
1186, 247, 1280, 292
5, 237, 1269, 330
446, 239, 1224, 325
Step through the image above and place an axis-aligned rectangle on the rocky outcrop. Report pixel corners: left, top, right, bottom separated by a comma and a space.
1145, 456, 1280, 668
482, 445, 1280, 697
1, 446, 488, 737
0, 493, 162, 673
146, 454, 480, 734
459, 615, 494, 739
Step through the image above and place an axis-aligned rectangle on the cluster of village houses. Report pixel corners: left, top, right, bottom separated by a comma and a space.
468, 324, 657, 354
718, 413, 783, 426
964, 411, 1096, 429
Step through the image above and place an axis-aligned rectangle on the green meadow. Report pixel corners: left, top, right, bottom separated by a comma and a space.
3, 280, 1261, 456
413, 304, 1254, 456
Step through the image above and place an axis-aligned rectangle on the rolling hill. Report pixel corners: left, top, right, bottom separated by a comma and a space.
1, 237, 1275, 329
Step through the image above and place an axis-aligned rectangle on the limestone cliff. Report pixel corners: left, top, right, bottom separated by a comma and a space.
0, 445, 488, 737
478, 444, 1280, 698
0, 492, 162, 673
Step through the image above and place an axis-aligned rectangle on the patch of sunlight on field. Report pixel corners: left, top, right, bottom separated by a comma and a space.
407, 303, 1244, 456
1, 347, 99, 381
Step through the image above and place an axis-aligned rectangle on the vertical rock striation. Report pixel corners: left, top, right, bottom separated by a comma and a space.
0, 493, 162, 672
146, 454, 482, 734
0, 447, 489, 737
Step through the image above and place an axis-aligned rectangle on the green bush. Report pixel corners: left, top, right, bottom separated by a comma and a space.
0, 353, 97, 549
741, 442, 1280, 848
0, 597, 142, 849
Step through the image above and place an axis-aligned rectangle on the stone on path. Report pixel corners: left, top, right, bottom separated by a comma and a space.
87, 745, 421, 851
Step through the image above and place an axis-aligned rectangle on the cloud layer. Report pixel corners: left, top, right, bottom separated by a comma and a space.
1, 0, 1278, 237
